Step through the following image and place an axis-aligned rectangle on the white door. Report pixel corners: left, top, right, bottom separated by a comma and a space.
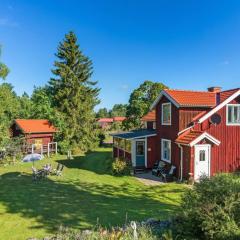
194, 145, 211, 180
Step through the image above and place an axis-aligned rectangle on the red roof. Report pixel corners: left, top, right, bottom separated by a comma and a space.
15, 119, 57, 134
142, 110, 156, 121
98, 118, 114, 123
113, 117, 126, 122
164, 89, 216, 107
176, 130, 203, 145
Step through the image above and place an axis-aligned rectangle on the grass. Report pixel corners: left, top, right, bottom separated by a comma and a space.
0, 148, 186, 240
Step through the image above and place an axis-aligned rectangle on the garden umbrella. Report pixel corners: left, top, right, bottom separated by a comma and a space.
22, 153, 44, 166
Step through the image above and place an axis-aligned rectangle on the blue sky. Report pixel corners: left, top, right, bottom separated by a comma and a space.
1, 0, 240, 110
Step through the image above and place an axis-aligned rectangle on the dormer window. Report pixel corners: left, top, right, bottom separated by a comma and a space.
227, 104, 240, 125
162, 103, 171, 125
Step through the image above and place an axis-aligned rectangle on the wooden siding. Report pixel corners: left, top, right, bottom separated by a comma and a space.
147, 136, 157, 168
192, 97, 240, 176
179, 108, 208, 131
156, 96, 180, 176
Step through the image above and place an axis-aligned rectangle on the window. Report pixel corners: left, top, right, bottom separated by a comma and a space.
199, 150, 206, 161
161, 139, 171, 162
227, 104, 240, 125
136, 141, 145, 155
153, 121, 156, 129
162, 103, 171, 125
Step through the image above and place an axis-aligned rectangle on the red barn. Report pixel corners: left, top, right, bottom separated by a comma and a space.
10, 119, 57, 155
112, 87, 240, 181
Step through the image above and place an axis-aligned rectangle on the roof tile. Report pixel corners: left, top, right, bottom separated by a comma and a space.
165, 89, 216, 107
15, 119, 57, 133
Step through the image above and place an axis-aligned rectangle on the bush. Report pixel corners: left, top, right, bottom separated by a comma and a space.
174, 174, 240, 240
112, 158, 130, 176
37, 224, 159, 240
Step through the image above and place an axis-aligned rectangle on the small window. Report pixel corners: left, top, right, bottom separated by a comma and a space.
227, 105, 240, 125
199, 150, 206, 161
161, 139, 171, 162
153, 121, 156, 129
162, 103, 171, 125
136, 142, 144, 155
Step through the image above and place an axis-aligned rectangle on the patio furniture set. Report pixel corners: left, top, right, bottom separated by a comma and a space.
152, 161, 176, 182
32, 163, 64, 181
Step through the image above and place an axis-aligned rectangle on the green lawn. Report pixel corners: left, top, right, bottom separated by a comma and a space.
0, 148, 186, 240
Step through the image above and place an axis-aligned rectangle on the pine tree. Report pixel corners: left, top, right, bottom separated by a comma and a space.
49, 31, 100, 152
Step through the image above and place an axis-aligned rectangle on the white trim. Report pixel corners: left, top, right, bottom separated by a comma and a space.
161, 102, 172, 126
133, 138, 147, 168
132, 134, 156, 139
161, 138, 171, 163
189, 132, 220, 147
198, 89, 240, 123
112, 134, 156, 140
177, 144, 183, 181
151, 90, 180, 110
150, 90, 215, 110
226, 104, 240, 126
194, 144, 211, 180
178, 125, 194, 136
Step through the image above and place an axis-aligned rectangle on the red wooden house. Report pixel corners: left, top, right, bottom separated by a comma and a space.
113, 86, 240, 181
10, 119, 57, 155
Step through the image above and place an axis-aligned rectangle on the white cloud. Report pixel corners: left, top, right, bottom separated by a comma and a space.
0, 18, 19, 27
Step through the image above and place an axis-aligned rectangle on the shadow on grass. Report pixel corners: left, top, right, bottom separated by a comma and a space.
57, 150, 113, 175
0, 172, 184, 235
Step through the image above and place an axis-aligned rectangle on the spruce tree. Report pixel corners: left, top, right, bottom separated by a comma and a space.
49, 31, 100, 152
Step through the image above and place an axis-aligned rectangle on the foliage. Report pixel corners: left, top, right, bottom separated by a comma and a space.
0, 83, 21, 146
112, 157, 130, 175
174, 174, 240, 240
96, 104, 127, 119
123, 80, 168, 129
41, 224, 159, 240
96, 107, 109, 118
48, 31, 100, 152
110, 121, 123, 131
0, 47, 10, 80
109, 104, 127, 117
18, 92, 33, 119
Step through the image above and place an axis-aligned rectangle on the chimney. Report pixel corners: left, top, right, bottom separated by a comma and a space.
207, 87, 222, 93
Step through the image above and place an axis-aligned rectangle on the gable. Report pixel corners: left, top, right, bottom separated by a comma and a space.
198, 89, 240, 123
151, 89, 216, 110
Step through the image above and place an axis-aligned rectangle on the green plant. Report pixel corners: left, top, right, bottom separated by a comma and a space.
174, 174, 240, 240
112, 158, 130, 175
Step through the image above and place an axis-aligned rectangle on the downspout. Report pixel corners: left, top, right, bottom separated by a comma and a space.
177, 144, 183, 182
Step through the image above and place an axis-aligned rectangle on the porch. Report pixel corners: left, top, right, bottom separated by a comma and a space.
23, 142, 58, 157
111, 129, 157, 170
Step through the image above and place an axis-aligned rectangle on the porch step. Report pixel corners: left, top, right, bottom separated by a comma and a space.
134, 167, 147, 174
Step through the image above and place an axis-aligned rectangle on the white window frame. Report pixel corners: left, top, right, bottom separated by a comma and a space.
226, 104, 240, 126
161, 138, 171, 163
161, 102, 171, 125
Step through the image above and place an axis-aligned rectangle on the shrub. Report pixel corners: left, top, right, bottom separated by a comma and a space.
38, 224, 159, 240
112, 158, 130, 176
174, 174, 240, 240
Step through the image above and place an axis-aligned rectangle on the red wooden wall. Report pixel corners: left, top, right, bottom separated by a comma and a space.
192, 96, 240, 175
147, 136, 157, 168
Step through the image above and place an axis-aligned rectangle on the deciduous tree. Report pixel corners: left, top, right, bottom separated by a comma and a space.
123, 80, 168, 129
